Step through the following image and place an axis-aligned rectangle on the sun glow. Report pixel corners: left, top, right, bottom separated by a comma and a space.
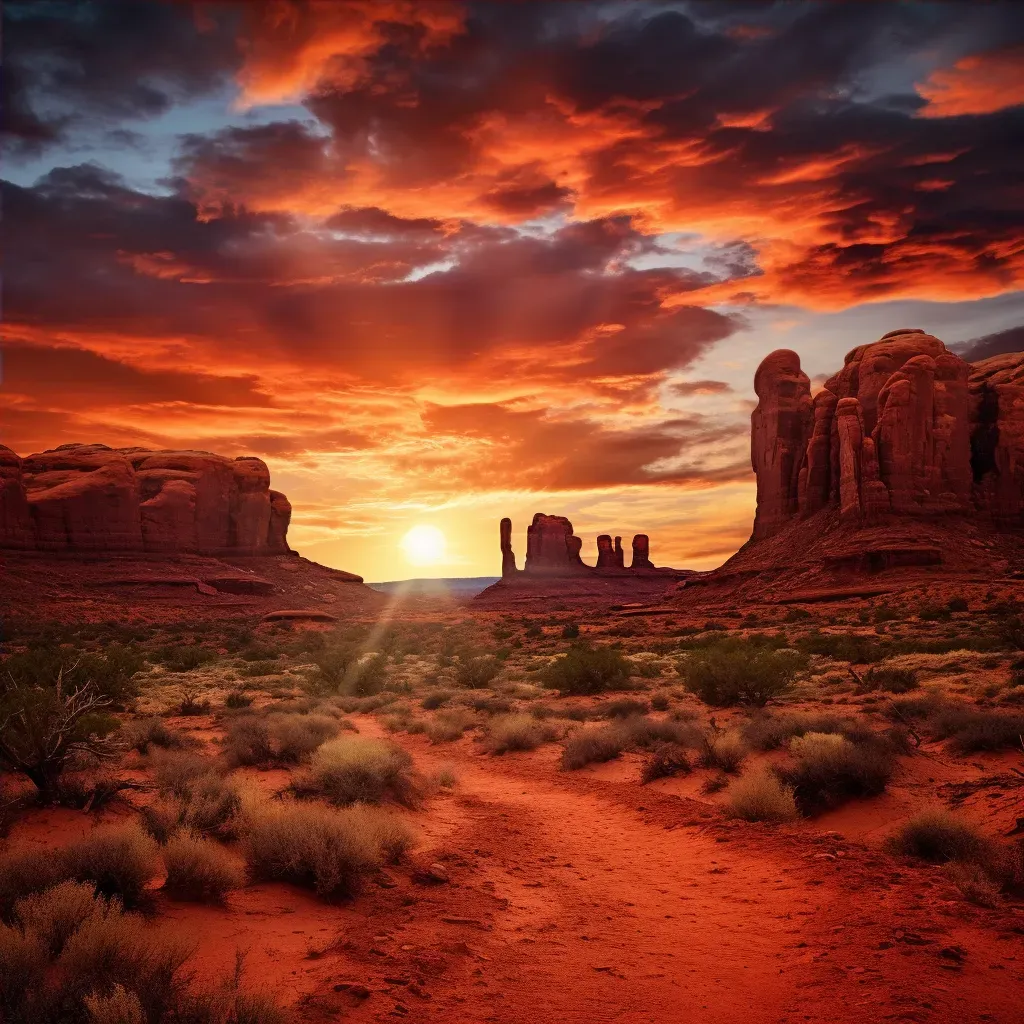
401, 524, 447, 566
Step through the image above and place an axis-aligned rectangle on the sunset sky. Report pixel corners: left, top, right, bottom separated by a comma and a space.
3, 1, 1023, 581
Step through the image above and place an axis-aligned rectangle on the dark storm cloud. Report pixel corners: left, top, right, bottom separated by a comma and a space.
954, 326, 1024, 363
1, 0, 239, 156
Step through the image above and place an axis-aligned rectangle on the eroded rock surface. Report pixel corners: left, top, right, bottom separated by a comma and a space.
751, 331, 1024, 538
0, 443, 292, 554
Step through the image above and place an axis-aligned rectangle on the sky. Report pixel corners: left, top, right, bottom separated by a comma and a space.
2, 1, 1023, 582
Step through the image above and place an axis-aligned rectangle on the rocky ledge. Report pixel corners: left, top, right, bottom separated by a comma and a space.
0, 443, 292, 555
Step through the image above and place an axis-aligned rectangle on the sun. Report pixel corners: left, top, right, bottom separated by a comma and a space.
401, 524, 447, 566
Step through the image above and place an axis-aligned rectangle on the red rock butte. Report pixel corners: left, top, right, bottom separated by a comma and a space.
0, 443, 292, 555
498, 513, 684, 577
690, 330, 1024, 603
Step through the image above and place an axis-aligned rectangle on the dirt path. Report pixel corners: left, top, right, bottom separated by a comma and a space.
305, 720, 1022, 1024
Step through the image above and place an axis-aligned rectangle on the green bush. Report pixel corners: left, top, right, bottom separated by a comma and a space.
2, 644, 143, 706
796, 631, 880, 663
885, 810, 991, 864
743, 712, 873, 751
561, 623, 580, 640
679, 642, 801, 706
928, 706, 1024, 753
122, 718, 193, 755
158, 645, 216, 674
542, 643, 632, 696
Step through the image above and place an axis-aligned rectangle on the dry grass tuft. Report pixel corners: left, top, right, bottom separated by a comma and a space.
225, 713, 340, 766
291, 737, 419, 807
885, 810, 992, 864
483, 714, 555, 754
162, 831, 245, 903
240, 800, 413, 898
779, 732, 896, 814
728, 766, 798, 822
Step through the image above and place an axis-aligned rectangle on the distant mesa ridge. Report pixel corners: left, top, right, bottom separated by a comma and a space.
0, 443, 292, 555
499, 512, 682, 577
750, 329, 1024, 540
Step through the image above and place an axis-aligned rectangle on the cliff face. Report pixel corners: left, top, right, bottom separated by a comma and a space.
0, 443, 292, 555
751, 331, 1024, 540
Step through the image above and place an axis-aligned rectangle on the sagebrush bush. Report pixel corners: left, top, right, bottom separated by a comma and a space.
728, 766, 798, 822
62, 822, 160, 908
162, 831, 245, 902
603, 697, 649, 719
224, 690, 253, 708
796, 631, 880, 664
742, 712, 874, 751
420, 689, 453, 710
2, 643, 143, 706
425, 710, 474, 744
928, 706, 1024, 753
226, 713, 339, 766
83, 984, 145, 1024
12, 880, 102, 957
779, 732, 895, 814
240, 800, 413, 898
291, 737, 419, 806
455, 656, 501, 689
945, 861, 1001, 907
122, 718, 193, 755
149, 751, 222, 798
857, 667, 919, 694
697, 730, 747, 773
542, 643, 632, 696
483, 714, 555, 754
639, 743, 690, 784
884, 810, 992, 864
679, 642, 801, 706
159, 645, 216, 674
560, 725, 627, 770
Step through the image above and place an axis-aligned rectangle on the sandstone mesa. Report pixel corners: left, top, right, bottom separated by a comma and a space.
0, 443, 292, 555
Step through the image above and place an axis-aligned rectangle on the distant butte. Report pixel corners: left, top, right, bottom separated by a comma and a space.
684, 330, 1024, 604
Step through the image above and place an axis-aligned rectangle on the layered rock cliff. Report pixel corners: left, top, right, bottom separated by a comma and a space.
751, 330, 1024, 540
0, 443, 292, 555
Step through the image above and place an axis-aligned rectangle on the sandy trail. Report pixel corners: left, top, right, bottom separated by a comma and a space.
323, 719, 1022, 1024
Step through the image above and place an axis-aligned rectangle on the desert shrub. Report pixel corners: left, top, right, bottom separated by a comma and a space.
697, 730, 747, 773
945, 861, 1000, 906
63, 822, 160, 908
639, 743, 690, 784
542, 643, 632, 696
873, 605, 899, 623
0, 848, 68, 919
239, 661, 281, 680
679, 642, 800, 707
291, 737, 418, 806
159, 645, 216, 674
240, 800, 412, 898
779, 732, 895, 814
560, 726, 626, 770
632, 660, 662, 679
619, 716, 695, 748
728, 766, 798, 822
885, 810, 992, 864
13, 880, 101, 956
856, 666, 919, 694
162, 831, 244, 903
455, 656, 501, 689
305, 645, 387, 697
796, 631, 880, 664
561, 623, 580, 640
650, 692, 671, 712
425, 710, 474, 744
177, 685, 212, 716
928, 706, 1024, 753
149, 751, 221, 798
84, 984, 145, 1024
742, 712, 874, 751
0, 921, 47, 1019
59, 906, 193, 1021
604, 697, 649, 719
465, 694, 513, 714
0, 675, 121, 803
483, 714, 555, 754
420, 689, 453, 710
783, 607, 812, 622
225, 712, 339, 766
140, 798, 185, 845
947, 597, 969, 613
2, 643, 144, 707
122, 718, 193, 755
224, 690, 253, 709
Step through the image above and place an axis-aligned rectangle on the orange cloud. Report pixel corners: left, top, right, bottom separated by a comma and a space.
916, 45, 1024, 118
